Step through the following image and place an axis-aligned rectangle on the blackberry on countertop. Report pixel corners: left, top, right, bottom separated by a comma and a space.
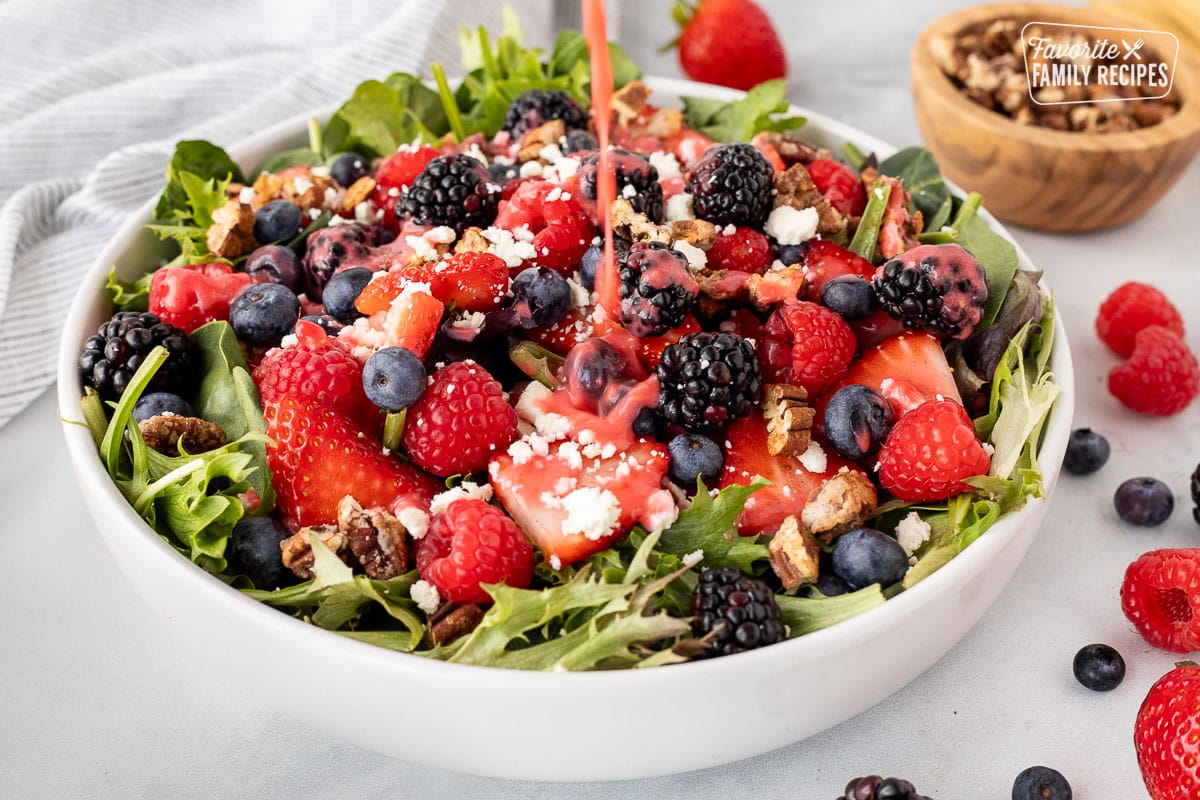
619, 241, 698, 338
579, 148, 664, 223
399, 154, 500, 235
80, 311, 196, 402
872, 243, 988, 340
502, 89, 587, 139
690, 567, 785, 658
1191, 463, 1200, 525
838, 775, 931, 800
685, 142, 774, 228
657, 332, 760, 432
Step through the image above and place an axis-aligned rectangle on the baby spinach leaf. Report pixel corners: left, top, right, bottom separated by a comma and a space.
257, 147, 323, 175
155, 140, 243, 221
878, 146, 953, 231
948, 194, 1019, 326
322, 73, 450, 158
681, 79, 805, 143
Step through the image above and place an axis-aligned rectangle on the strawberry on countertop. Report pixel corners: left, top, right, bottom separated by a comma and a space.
669, 0, 787, 92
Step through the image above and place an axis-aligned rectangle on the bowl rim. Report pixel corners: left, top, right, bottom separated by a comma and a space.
56, 74, 1076, 683
910, 0, 1200, 152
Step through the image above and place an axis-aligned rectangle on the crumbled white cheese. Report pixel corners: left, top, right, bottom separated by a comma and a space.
769, 258, 789, 272
534, 412, 572, 442
481, 226, 538, 267
411, 580, 441, 614
549, 555, 563, 571
450, 311, 487, 330
665, 192, 694, 222
310, 165, 331, 178
292, 175, 314, 194
765, 205, 820, 245
648, 151, 682, 181
896, 512, 932, 557
507, 439, 535, 466
544, 156, 581, 182
560, 487, 622, 541
425, 226, 457, 244
429, 481, 494, 516
397, 507, 430, 540
621, 183, 638, 199
238, 186, 256, 204
982, 442, 996, 457
278, 333, 299, 349
353, 200, 378, 225
682, 549, 704, 568
405, 235, 439, 261
519, 160, 544, 178
798, 439, 827, 473
673, 240, 707, 270
514, 381, 552, 424
557, 441, 583, 470
461, 144, 489, 165
566, 276, 592, 309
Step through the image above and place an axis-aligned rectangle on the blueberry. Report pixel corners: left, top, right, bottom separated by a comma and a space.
300, 313, 344, 335
362, 347, 426, 412
564, 339, 625, 409
245, 244, 302, 293
227, 516, 293, 589
563, 130, 598, 153
830, 528, 909, 590
668, 433, 724, 487
823, 384, 893, 461
1114, 477, 1174, 526
579, 237, 630, 290
322, 267, 373, 323
808, 572, 848, 597
632, 406, 664, 440
1072, 643, 1125, 692
510, 267, 571, 328
1063, 427, 1110, 475
487, 161, 520, 186
330, 153, 368, 188
132, 392, 193, 422
1012, 766, 1072, 800
229, 283, 300, 347
775, 242, 806, 266
820, 275, 878, 320
253, 199, 303, 244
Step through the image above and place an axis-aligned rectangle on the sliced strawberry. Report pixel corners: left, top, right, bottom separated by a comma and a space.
342, 283, 444, 359
527, 307, 595, 356
148, 262, 255, 333
489, 437, 673, 565
359, 253, 508, 314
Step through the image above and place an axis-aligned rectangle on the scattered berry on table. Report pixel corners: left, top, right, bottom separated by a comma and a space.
1011, 766, 1072, 800
1107, 324, 1199, 416
1062, 427, 1110, 475
400, 153, 501, 234
877, 399, 990, 502
510, 266, 573, 329
762, 300, 856, 396
1072, 643, 1125, 692
579, 147, 664, 223
706, 226, 772, 275
321, 267, 373, 324
301, 224, 372, 301
823, 384, 893, 461
1134, 663, 1200, 800
872, 243, 988, 339
671, 0, 786, 92
619, 241, 699, 337
830, 528, 909, 591
79, 311, 196, 401
228, 282, 300, 348
415, 498, 535, 605
245, 244, 302, 293
837, 774, 931, 800
657, 331, 761, 433
820, 275, 878, 321
362, 347, 426, 412
1095, 281, 1185, 358
807, 158, 867, 218
253, 332, 375, 426
227, 516, 294, 590
330, 152, 368, 188
131, 392, 193, 423
502, 88, 587, 139
667, 433, 725, 487
1120, 548, 1200, 652
685, 142, 775, 228
253, 199, 303, 244
148, 262, 255, 333
402, 361, 518, 477
1192, 464, 1200, 525
690, 566, 786, 658
1114, 477, 1174, 527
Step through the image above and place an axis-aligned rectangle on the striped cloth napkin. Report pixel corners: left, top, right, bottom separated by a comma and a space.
0, 0, 609, 428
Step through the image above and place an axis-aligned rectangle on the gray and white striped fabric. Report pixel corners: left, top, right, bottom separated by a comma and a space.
0, 0, 611, 428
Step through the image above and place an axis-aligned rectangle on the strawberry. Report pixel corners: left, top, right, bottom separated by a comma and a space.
489, 436, 674, 565
1134, 663, 1200, 800
253, 324, 376, 426
670, 0, 786, 91
760, 300, 856, 396
415, 499, 535, 604
876, 399, 990, 502
372, 144, 440, 231
359, 252, 509, 314
148, 263, 255, 333
403, 361, 519, 477
1121, 548, 1200, 653
527, 307, 595, 356
719, 414, 863, 536
342, 282, 444, 359
807, 158, 867, 218
1096, 281, 1185, 358
264, 395, 437, 530
794, 239, 876, 302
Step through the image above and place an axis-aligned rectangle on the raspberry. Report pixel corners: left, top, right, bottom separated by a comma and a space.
763, 300, 855, 397
402, 361, 518, 477
1108, 325, 1200, 416
415, 498, 534, 604
706, 226, 772, 274
253, 333, 375, 426
876, 399, 991, 502
372, 144, 440, 231
1096, 282, 1185, 358
1121, 548, 1200, 653
493, 179, 595, 275
807, 158, 867, 218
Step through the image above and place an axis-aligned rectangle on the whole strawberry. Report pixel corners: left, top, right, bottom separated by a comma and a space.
416, 499, 534, 604
877, 399, 991, 502
670, 0, 786, 91
1121, 549, 1200, 653
1135, 663, 1200, 799
253, 321, 376, 427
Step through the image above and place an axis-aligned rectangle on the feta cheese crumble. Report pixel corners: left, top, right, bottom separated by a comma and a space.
411, 580, 441, 614
798, 439, 828, 473
429, 481, 494, 516
560, 487, 622, 541
665, 192, 694, 222
896, 511, 932, 558
397, 507, 431, 540
765, 205, 820, 245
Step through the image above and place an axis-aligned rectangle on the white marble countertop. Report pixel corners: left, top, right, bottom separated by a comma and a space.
4, 0, 1199, 797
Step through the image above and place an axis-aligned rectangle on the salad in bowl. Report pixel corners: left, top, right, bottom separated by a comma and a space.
59, 19, 1069, 778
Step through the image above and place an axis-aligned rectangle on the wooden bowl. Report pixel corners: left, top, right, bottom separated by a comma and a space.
911, 2, 1200, 232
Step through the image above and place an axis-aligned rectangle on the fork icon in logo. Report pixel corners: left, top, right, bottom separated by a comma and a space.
1122, 38, 1146, 60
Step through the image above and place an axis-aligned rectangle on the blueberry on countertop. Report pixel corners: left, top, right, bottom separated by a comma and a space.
1114, 477, 1174, 526
1011, 765, 1072, 800
1063, 427, 1110, 475
1072, 643, 1126, 692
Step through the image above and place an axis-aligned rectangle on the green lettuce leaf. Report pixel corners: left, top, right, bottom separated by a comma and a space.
322, 73, 450, 158
776, 585, 887, 636
681, 79, 805, 142
878, 146, 953, 232
104, 268, 151, 312
155, 140, 243, 220
656, 478, 769, 571
147, 167, 234, 267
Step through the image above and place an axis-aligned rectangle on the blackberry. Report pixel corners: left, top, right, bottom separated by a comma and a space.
838, 775, 931, 800
79, 311, 196, 401
302, 224, 372, 301
657, 332, 760, 432
685, 143, 774, 228
1191, 463, 1200, 525
618, 241, 697, 338
872, 243, 988, 339
502, 89, 587, 139
579, 148, 664, 223
399, 154, 500, 235
691, 567, 785, 657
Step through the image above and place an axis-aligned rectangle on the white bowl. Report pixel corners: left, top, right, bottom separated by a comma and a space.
57, 76, 1075, 782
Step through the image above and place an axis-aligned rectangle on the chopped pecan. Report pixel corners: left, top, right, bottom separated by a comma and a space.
428, 603, 486, 646
252, 172, 284, 208
284, 172, 338, 213
768, 515, 820, 593
454, 226, 490, 253
746, 267, 806, 309
762, 384, 814, 457
773, 164, 844, 238
611, 197, 670, 244
634, 107, 683, 140
800, 467, 878, 545
668, 218, 717, 250
611, 80, 651, 123
206, 199, 256, 259
339, 176, 376, 214
138, 415, 226, 455
281, 525, 350, 580
756, 132, 831, 166
695, 268, 752, 302
517, 119, 566, 163
337, 496, 409, 580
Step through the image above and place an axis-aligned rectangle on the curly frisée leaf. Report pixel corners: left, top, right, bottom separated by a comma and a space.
776, 585, 887, 637
104, 268, 151, 313
656, 478, 770, 571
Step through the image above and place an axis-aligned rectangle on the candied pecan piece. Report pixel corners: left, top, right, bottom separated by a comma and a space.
769, 515, 820, 593
800, 467, 878, 545
138, 415, 226, 455
206, 199, 256, 259
762, 384, 814, 458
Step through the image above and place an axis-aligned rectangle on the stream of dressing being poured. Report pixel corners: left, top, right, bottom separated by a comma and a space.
582, 0, 619, 323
